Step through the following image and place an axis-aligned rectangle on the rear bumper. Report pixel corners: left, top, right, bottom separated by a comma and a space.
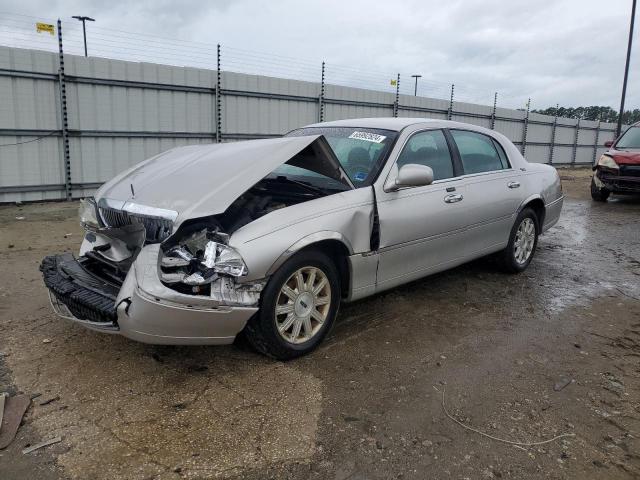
41, 245, 257, 345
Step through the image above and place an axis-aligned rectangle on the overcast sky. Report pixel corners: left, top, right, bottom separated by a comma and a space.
1, 0, 638, 110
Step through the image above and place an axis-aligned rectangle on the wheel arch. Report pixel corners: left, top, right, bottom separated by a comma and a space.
266, 232, 353, 298
518, 195, 546, 231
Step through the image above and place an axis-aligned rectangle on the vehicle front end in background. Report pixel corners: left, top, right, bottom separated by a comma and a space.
592, 153, 640, 201
591, 123, 640, 201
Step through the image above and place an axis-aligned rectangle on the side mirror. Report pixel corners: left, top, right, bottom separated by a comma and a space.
604, 140, 613, 148
388, 164, 434, 191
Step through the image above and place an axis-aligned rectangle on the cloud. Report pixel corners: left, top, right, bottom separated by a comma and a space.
1, 0, 637, 110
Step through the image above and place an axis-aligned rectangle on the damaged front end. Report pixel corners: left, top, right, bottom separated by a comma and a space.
40, 135, 352, 344
40, 198, 267, 344
40, 191, 272, 344
593, 151, 640, 195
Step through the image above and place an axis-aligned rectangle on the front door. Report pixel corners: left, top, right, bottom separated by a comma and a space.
375, 129, 469, 291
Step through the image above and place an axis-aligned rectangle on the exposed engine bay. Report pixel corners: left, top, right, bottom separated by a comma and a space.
210, 176, 328, 234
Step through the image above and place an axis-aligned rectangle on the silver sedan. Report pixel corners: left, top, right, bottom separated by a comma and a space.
41, 118, 563, 359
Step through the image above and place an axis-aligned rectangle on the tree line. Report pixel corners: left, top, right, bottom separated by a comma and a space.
531, 106, 640, 124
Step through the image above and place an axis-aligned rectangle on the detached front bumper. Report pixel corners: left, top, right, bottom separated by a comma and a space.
595, 167, 640, 193
41, 245, 258, 345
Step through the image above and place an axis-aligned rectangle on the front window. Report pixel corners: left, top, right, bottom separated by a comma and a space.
396, 129, 454, 181
285, 127, 398, 186
616, 126, 640, 150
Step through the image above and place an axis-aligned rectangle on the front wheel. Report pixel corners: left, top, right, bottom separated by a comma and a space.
243, 250, 340, 360
499, 208, 539, 273
590, 177, 610, 202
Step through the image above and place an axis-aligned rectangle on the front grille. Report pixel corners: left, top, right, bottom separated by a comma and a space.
620, 165, 640, 178
599, 172, 640, 192
98, 206, 173, 243
99, 206, 131, 228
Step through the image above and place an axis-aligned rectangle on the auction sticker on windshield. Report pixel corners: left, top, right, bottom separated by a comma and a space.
349, 131, 387, 143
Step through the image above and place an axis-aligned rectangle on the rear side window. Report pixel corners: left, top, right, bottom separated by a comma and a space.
492, 139, 511, 169
396, 130, 454, 181
451, 130, 508, 174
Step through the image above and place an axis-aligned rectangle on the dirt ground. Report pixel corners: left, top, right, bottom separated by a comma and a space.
1, 167, 639, 480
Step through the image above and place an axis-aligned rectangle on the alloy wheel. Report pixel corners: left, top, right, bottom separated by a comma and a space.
514, 217, 536, 265
274, 266, 331, 345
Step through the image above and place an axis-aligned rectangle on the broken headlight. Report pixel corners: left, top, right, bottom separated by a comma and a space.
597, 154, 619, 170
160, 228, 248, 287
79, 198, 100, 230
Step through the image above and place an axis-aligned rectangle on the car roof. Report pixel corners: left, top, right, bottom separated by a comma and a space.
303, 117, 482, 132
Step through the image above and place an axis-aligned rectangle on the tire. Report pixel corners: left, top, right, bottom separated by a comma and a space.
590, 177, 610, 202
243, 249, 341, 360
499, 208, 539, 274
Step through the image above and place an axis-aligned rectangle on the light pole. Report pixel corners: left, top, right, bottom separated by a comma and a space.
411, 74, 422, 96
616, 0, 636, 137
72, 15, 95, 57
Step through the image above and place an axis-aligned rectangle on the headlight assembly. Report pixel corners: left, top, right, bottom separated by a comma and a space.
597, 155, 619, 170
160, 228, 248, 288
79, 198, 100, 230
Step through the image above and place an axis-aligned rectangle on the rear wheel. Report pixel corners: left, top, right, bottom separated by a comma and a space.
590, 177, 610, 202
499, 208, 539, 273
243, 250, 340, 360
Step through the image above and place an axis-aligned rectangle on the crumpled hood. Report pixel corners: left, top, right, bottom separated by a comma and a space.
95, 135, 351, 225
609, 149, 640, 165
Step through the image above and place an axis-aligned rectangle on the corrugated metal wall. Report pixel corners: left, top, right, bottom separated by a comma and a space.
0, 45, 621, 203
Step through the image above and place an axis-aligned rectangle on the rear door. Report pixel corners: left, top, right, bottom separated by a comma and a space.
447, 129, 523, 254
375, 129, 469, 290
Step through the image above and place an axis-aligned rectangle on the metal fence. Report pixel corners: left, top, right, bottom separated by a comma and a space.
0, 16, 625, 203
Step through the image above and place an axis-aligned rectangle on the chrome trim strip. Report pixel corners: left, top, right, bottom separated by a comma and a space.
98, 197, 126, 211
122, 201, 179, 221
97, 198, 178, 222
544, 195, 564, 208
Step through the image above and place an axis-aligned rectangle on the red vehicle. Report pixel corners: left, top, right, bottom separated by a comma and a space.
592, 121, 640, 201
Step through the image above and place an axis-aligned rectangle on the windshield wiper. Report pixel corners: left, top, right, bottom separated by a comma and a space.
272, 176, 329, 196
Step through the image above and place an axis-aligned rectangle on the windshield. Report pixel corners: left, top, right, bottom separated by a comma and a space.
283, 126, 398, 187
616, 126, 640, 149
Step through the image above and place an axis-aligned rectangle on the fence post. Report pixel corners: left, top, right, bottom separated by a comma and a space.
319, 61, 325, 122
490, 92, 497, 130
521, 98, 530, 156
56, 19, 72, 201
593, 110, 602, 165
215, 44, 222, 143
571, 117, 580, 165
393, 73, 400, 117
548, 104, 558, 165
447, 84, 455, 120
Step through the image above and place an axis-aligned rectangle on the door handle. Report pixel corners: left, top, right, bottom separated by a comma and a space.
444, 193, 463, 203
508, 181, 521, 189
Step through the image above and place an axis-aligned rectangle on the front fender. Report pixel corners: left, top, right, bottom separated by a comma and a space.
265, 231, 354, 276
229, 188, 375, 282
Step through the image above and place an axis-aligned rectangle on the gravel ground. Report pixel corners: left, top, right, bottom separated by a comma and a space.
1, 167, 639, 479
